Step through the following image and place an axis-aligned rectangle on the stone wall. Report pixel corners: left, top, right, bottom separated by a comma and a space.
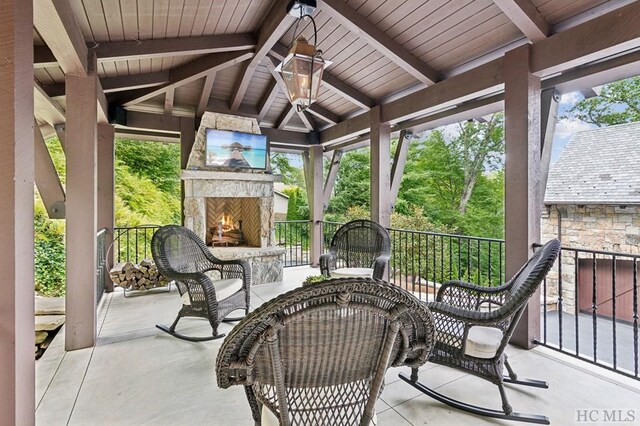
541, 204, 640, 313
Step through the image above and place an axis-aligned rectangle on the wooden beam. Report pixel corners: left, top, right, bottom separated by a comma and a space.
122, 50, 254, 106
34, 83, 65, 126
114, 128, 180, 143
276, 105, 296, 130
34, 121, 65, 218
370, 106, 391, 228
321, 0, 440, 85
97, 124, 115, 292
390, 130, 412, 209
260, 127, 309, 146
96, 76, 109, 124
323, 150, 343, 209
164, 86, 175, 115
319, 111, 371, 144
493, 0, 550, 42
504, 45, 541, 349
297, 110, 317, 131
0, 2, 35, 422
308, 146, 324, 266
257, 79, 279, 123
230, 0, 296, 111
307, 104, 340, 125
531, 1, 640, 76
180, 117, 196, 224
540, 88, 559, 202
197, 72, 216, 117
125, 110, 181, 132
95, 33, 257, 62
322, 71, 375, 110
43, 72, 171, 98
65, 57, 98, 350
34, 0, 88, 75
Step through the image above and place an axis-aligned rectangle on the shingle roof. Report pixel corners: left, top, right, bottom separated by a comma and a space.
545, 121, 640, 205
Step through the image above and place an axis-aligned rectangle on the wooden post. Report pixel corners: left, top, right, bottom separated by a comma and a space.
180, 117, 196, 225
97, 123, 115, 292
370, 106, 391, 228
65, 53, 98, 351
309, 145, 324, 267
540, 88, 559, 203
390, 130, 412, 210
323, 150, 343, 210
0, 0, 35, 423
504, 45, 542, 349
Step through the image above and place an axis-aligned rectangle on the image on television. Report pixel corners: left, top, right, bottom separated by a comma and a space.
205, 129, 268, 169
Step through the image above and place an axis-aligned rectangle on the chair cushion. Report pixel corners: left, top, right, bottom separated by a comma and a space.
213, 278, 243, 301
330, 267, 374, 278
261, 405, 378, 425
464, 326, 503, 359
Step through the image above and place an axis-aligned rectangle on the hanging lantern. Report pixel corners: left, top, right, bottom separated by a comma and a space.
277, 36, 331, 111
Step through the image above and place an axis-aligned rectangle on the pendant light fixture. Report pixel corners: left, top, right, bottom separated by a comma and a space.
276, 0, 332, 111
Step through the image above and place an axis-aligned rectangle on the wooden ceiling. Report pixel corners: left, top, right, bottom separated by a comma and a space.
33, 0, 640, 150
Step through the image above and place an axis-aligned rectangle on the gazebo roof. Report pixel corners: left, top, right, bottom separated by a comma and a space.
33, 0, 640, 152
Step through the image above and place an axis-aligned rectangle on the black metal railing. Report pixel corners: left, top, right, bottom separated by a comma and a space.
321, 221, 343, 253
113, 225, 161, 265
275, 220, 312, 267
537, 244, 640, 381
96, 228, 107, 304
386, 228, 505, 302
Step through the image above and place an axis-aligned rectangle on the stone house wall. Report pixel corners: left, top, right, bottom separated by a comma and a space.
541, 204, 640, 314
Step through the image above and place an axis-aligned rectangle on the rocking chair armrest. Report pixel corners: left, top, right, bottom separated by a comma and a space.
373, 254, 390, 279
427, 301, 502, 326
436, 280, 510, 307
319, 252, 337, 276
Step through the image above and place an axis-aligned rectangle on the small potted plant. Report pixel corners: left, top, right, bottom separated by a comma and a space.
302, 274, 330, 286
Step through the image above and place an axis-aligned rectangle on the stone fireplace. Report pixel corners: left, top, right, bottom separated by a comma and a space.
182, 112, 285, 284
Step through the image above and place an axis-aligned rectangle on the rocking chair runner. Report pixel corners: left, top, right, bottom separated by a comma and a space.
151, 225, 251, 342
399, 239, 561, 425
320, 220, 391, 280
216, 278, 435, 426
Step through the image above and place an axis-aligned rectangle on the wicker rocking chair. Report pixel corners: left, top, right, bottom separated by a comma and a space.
319, 220, 391, 280
151, 225, 250, 342
399, 239, 560, 425
216, 278, 435, 426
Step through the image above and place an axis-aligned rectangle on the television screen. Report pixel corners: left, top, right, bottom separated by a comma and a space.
205, 128, 268, 169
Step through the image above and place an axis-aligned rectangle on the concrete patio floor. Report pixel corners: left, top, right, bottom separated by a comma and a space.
36, 266, 640, 425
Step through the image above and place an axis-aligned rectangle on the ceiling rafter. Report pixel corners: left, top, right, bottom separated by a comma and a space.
34, 33, 257, 67
120, 50, 254, 107
493, 0, 551, 42
276, 104, 296, 130
42, 71, 171, 98
229, 0, 297, 112
197, 72, 216, 117
319, 0, 440, 85
34, 0, 88, 75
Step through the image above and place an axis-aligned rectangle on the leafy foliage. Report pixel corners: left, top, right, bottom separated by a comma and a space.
34, 197, 66, 296
34, 137, 182, 296
563, 76, 640, 126
281, 186, 309, 220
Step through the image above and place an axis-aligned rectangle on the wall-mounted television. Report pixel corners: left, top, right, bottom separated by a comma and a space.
205, 128, 269, 170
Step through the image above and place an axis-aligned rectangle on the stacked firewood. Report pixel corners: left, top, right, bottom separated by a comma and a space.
109, 259, 170, 290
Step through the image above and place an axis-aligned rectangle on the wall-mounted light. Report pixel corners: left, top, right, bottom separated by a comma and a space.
276, 0, 331, 111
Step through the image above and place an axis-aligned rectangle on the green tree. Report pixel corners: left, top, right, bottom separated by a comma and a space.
271, 153, 305, 187
115, 139, 181, 194
452, 114, 504, 214
282, 186, 309, 220
327, 149, 370, 214
564, 76, 640, 126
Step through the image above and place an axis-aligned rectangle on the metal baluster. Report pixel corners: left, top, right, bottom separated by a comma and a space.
612, 255, 617, 369
574, 250, 580, 357
633, 259, 638, 378
558, 247, 563, 350
592, 253, 598, 363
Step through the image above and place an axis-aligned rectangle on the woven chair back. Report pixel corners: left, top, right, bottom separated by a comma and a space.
330, 220, 391, 269
151, 225, 212, 276
217, 278, 434, 426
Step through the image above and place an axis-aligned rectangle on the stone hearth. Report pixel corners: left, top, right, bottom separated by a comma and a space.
182, 112, 285, 285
